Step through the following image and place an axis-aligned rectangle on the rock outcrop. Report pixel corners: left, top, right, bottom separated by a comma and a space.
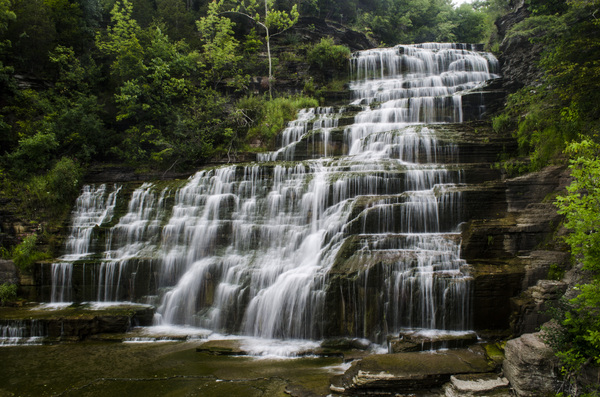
503, 332, 559, 396
510, 279, 568, 336
496, 2, 544, 91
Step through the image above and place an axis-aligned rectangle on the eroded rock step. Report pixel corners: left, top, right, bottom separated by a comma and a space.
330, 346, 496, 395
0, 303, 154, 343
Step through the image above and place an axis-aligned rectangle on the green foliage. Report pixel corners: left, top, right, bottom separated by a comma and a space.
197, 1, 245, 89
506, 14, 564, 40
548, 264, 566, 281
544, 285, 600, 396
495, 0, 600, 173
156, 0, 197, 42
526, 0, 569, 16
352, 0, 488, 45
12, 234, 49, 272
307, 37, 350, 78
491, 112, 514, 135
452, 3, 488, 43
7, 131, 59, 176
546, 140, 600, 395
27, 157, 84, 215
0, 0, 15, 91
216, 0, 299, 95
239, 95, 318, 146
0, 283, 17, 305
95, 0, 144, 82
493, 85, 582, 172
556, 141, 600, 273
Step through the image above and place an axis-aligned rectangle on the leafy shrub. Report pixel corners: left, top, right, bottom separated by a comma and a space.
12, 234, 48, 272
546, 140, 600, 395
28, 156, 83, 215
6, 131, 59, 177
307, 38, 351, 78
493, 86, 580, 172
526, 0, 569, 16
238, 95, 319, 147
491, 112, 514, 134
0, 283, 17, 305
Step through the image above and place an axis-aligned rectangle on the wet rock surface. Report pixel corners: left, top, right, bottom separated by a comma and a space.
0, 303, 154, 341
460, 165, 570, 332
388, 331, 478, 353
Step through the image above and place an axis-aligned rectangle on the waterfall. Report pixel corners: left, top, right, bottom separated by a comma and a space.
48, 43, 499, 343
50, 184, 120, 302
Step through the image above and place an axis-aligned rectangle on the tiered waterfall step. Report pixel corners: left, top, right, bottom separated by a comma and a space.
0, 303, 154, 344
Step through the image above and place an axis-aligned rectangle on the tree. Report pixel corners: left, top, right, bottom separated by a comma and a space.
5, 0, 57, 75
196, 0, 245, 89
112, 26, 200, 164
0, 0, 16, 144
214, 0, 299, 96
95, 0, 144, 83
452, 3, 487, 43
156, 0, 196, 41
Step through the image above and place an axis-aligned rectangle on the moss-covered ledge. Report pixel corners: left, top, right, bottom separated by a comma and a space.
0, 302, 154, 342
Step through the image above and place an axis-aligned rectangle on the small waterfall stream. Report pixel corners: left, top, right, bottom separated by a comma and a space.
46, 43, 499, 344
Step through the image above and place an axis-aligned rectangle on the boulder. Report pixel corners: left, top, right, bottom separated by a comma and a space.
503, 332, 558, 396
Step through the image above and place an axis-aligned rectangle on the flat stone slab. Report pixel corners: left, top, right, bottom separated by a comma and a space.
389, 330, 478, 353
196, 339, 247, 355
331, 345, 495, 395
196, 339, 348, 358
444, 373, 510, 396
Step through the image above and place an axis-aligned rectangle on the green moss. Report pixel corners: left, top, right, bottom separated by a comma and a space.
547, 264, 565, 281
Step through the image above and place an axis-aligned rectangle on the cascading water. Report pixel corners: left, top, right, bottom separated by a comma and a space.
50, 184, 120, 302
47, 43, 499, 344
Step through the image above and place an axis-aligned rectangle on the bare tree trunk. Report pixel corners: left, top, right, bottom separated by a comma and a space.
264, 0, 272, 98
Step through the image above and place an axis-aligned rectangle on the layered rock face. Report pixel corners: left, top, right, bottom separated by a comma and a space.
496, 1, 544, 90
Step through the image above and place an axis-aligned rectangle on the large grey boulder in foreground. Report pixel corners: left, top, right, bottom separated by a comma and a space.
503, 332, 558, 396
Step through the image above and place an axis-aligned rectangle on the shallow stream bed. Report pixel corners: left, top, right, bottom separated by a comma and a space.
0, 341, 343, 396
